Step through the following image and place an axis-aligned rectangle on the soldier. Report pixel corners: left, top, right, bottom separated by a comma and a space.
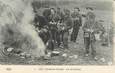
63, 9, 73, 49
82, 7, 104, 59
48, 8, 58, 48
56, 7, 64, 22
43, 8, 51, 22
71, 7, 82, 43
56, 7, 65, 47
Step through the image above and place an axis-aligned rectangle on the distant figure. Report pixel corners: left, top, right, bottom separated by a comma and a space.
71, 7, 82, 42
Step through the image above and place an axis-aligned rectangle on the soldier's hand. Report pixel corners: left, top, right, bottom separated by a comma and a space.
43, 29, 48, 32
49, 22, 53, 24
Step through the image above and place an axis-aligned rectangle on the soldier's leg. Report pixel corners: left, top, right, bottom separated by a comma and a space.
74, 27, 80, 42
71, 29, 74, 42
56, 31, 60, 47
47, 39, 54, 51
71, 23, 75, 42
91, 40, 96, 57
63, 32, 69, 49
61, 31, 64, 43
71, 28, 76, 42
84, 37, 90, 54
54, 30, 58, 43
71, 27, 79, 42
51, 30, 54, 41
52, 30, 57, 47
57, 31, 63, 47
59, 32, 64, 48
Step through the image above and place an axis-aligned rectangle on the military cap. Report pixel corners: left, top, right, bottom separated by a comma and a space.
74, 7, 80, 11
86, 7, 93, 10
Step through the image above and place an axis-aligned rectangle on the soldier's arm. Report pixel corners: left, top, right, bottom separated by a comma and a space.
71, 13, 74, 18
82, 22, 89, 32
93, 22, 104, 34
66, 18, 73, 30
79, 15, 82, 26
82, 14, 86, 17
98, 22, 105, 33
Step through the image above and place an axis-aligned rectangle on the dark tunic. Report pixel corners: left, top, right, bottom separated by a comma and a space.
33, 14, 48, 30
71, 12, 82, 42
43, 9, 51, 22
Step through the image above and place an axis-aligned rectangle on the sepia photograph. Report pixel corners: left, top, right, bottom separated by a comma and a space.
0, 0, 114, 65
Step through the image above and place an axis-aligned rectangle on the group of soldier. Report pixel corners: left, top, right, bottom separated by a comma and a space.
32, 5, 105, 59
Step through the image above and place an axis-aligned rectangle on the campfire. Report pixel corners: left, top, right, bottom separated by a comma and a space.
0, 0, 46, 58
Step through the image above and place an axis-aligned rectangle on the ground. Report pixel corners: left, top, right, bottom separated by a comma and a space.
0, 28, 113, 65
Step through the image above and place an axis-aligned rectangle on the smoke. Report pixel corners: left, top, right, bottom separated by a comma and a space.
0, 0, 46, 58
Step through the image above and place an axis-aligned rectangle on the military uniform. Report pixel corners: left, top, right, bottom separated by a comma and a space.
71, 12, 82, 42
82, 11, 103, 57
63, 13, 73, 48
43, 8, 51, 22
56, 10, 65, 47
33, 14, 48, 30
48, 10, 60, 48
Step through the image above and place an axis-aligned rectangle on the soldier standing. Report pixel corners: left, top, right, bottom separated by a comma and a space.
56, 7, 65, 48
82, 7, 103, 59
63, 9, 73, 49
71, 7, 82, 43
